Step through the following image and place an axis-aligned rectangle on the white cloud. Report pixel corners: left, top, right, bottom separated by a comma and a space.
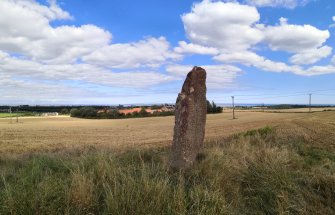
0, 78, 90, 104
174, 41, 219, 55
181, 1, 263, 52
0, 0, 182, 68
214, 51, 300, 73
214, 51, 335, 76
8, 0, 72, 21
166, 64, 242, 89
82, 37, 181, 69
0, 0, 185, 104
0, 0, 111, 64
0, 51, 177, 88
289, 46, 332, 65
180, 1, 333, 76
246, 0, 310, 9
213, 51, 263, 66
263, 18, 330, 53
1, 0, 334, 104
304, 65, 335, 76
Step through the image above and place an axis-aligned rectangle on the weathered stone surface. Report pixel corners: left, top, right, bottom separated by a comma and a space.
170, 66, 207, 170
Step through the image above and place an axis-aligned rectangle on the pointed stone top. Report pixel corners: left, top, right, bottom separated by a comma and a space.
190, 66, 206, 75
182, 66, 206, 95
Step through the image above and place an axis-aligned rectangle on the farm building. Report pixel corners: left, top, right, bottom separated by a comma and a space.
41, 112, 59, 117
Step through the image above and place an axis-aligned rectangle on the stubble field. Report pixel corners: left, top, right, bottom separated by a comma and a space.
1, 110, 333, 155
0, 110, 334, 214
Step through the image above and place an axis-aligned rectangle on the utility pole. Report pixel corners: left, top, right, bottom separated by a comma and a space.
16, 108, 19, 123
9, 107, 12, 124
262, 103, 265, 112
232, 96, 236, 119
309, 93, 312, 113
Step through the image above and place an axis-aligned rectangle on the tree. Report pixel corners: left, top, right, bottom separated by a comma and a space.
207, 100, 222, 114
60, 108, 69, 115
80, 107, 97, 118
207, 100, 213, 113
70, 108, 80, 117
132, 111, 139, 117
139, 107, 149, 116
107, 110, 120, 119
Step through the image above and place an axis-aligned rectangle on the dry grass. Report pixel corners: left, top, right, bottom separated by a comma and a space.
2, 110, 332, 155
0, 117, 334, 214
227, 107, 335, 113
68, 170, 96, 213
0, 110, 334, 214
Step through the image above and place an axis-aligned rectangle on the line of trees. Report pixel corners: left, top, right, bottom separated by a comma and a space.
70, 107, 174, 119
70, 100, 222, 119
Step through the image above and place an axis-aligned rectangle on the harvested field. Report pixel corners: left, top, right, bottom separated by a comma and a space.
0, 110, 334, 154
224, 107, 335, 113
1, 110, 335, 214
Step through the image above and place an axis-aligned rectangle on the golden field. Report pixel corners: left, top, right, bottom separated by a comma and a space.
1, 109, 334, 154
1, 109, 335, 214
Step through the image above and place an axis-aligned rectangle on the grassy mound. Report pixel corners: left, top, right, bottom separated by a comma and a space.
0, 126, 334, 214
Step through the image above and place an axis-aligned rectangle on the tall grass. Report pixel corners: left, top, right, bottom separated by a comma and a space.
0, 126, 334, 214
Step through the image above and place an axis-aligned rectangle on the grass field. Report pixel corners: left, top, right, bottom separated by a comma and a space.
226, 107, 335, 113
0, 110, 334, 214
0, 113, 20, 118
0, 112, 36, 118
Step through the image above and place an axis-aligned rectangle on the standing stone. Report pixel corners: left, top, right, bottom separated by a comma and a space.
170, 66, 207, 170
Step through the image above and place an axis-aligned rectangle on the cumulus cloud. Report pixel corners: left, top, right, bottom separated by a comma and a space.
214, 51, 335, 76
213, 51, 263, 66
83, 37, 181, 69
1, 0, 334, 104
0, 0, 111, 64
166, 64, 242, 89
174, 41, 219, 55
289, 46, 332, 65
214, 51, 300, 73
0, 0, 180, 67
263, 18, 330, 53
0, 0, 185, 105
181, 1, 263, 52
8, 0, 73, 21
246, 0, 310, 9
180, 1, 333, 76
303, 65, 335, 76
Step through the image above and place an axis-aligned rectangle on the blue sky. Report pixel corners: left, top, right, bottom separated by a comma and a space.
0, 0, 335, 105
